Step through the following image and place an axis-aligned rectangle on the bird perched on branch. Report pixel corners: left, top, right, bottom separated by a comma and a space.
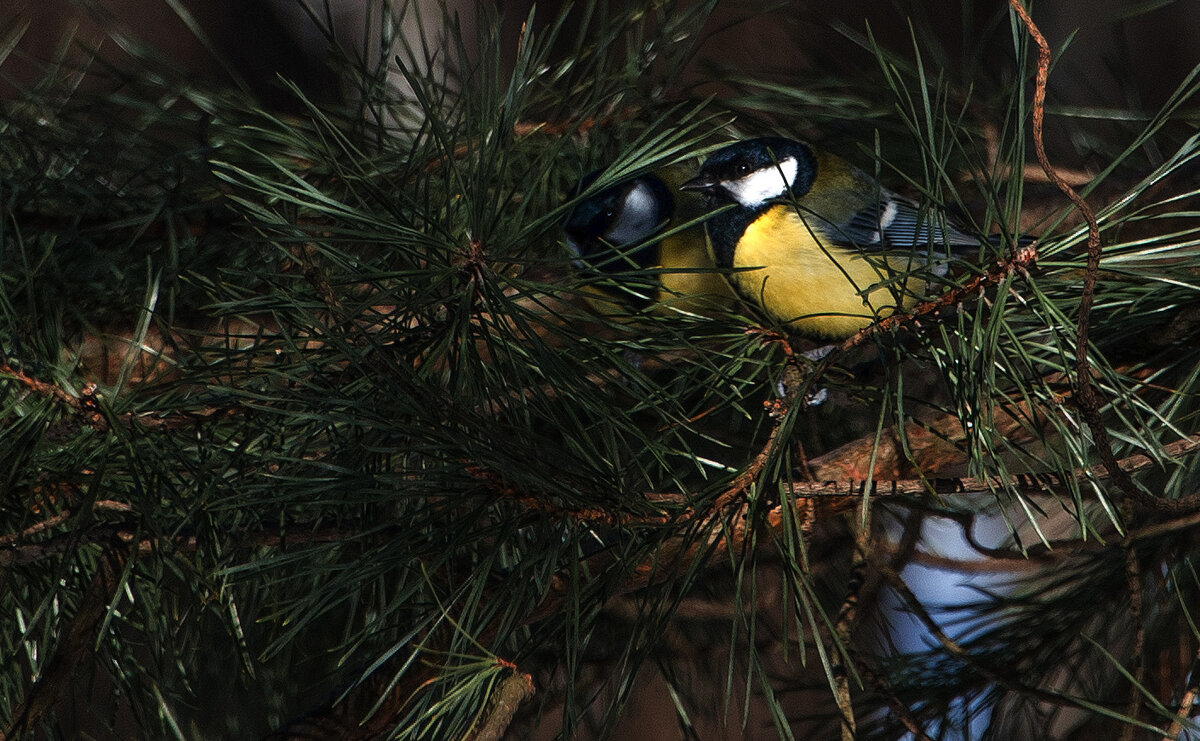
563, 163, 735, 316
681, 137, 987, 340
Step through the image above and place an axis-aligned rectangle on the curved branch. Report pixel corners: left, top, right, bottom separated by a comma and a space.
2, 547, 128, 740
1007, 0, 1200, 516
465, 670, 536, 741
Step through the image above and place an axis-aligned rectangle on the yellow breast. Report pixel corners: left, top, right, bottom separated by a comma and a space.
654, 231, 737, 313
580, 228, 736, 318
730, 206, 926, 339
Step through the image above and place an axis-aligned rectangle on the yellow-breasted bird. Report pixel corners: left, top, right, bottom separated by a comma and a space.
563, 163, 735, 315
681, 137, 984, 340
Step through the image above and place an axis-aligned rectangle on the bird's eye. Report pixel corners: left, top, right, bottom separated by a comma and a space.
734, 162, 752, 177
603, 208, 617, 220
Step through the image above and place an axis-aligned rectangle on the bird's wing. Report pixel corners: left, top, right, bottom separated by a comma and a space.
823, 193, 981, 254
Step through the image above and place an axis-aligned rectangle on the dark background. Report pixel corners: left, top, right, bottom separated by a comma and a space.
6, 0, 1198, 120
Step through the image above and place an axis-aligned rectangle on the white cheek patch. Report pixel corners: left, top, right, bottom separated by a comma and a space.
726, 156, 798, 207
606, 181, 661, 244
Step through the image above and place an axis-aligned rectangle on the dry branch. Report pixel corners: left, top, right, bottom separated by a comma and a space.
1007, 0, 1200, 517
1, 548, 128, 740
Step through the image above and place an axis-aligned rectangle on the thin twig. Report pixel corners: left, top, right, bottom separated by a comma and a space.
876, 540, 1047, 572
1120, 532, 1146, 741
850, 653, 936, 741
461, 431, 1200, 539
465, 669, 536, 741
1162, 643, 1200, 741
2, 547, 128, 740
10, 431, 1200, 570
832, 510, 870, 741
1007, 0, 1200, 516
465, 466, 674, 527
466, 350, 807, 528
834, 245, 1038, 354
1, 362, 107, 431
0, 501, 133, 550
711, 348, 806, 512
860, 537, 1145, 718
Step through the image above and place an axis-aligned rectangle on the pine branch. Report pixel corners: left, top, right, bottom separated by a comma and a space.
464, 669, 535, 741
6, 1, 1200, 737
2, 548, 128, 740
1, 363, 107, 431
1121, 534, 1147, 740
861, 538, 1165, 726
830, 510, 869, 741
1009, 0, 1200, 516
831, 243, 1039, 354
1162, 643, 1200, 741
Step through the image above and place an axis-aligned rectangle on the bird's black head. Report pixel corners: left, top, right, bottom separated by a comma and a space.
681, 137, 817, 209
563, 172, 673, 274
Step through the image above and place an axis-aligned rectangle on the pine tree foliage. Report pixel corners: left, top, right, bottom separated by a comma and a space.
2, 1, 1200, 739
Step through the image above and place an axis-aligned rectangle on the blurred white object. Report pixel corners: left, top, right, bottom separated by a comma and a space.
268, 0, 476, 126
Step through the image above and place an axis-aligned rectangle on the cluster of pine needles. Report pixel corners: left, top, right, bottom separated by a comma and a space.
2, 1, 1200, 738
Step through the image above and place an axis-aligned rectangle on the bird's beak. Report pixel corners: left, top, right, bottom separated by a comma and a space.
679, 175, 717, 192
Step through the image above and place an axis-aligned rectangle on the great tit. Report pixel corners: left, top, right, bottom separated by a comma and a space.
681, 137, 984, 340
563, 163, 735, 316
